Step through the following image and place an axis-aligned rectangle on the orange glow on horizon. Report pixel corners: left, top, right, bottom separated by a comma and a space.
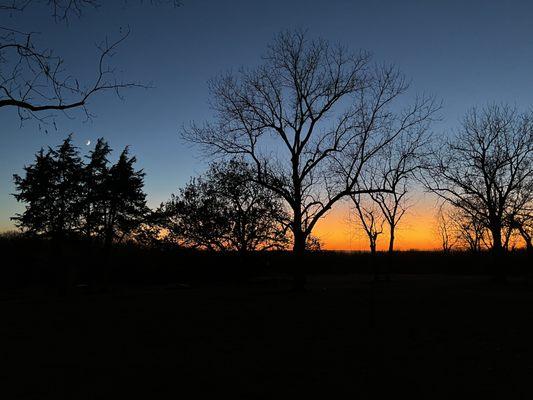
314, 197, 440, 251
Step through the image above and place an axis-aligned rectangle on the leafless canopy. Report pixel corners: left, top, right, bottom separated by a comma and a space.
1, 0, 180, 21
355, 129, 430, 252
434, 203, 490, 252
0, 0, 181, 122
424, 104, 533, 252
1, 0, 99, 21
184, 31, 438, 253
0, 26, 147, 122
350, 193, 385, 254
434, 204, 457, 252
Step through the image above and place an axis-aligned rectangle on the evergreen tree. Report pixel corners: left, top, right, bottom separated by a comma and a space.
103, 148, 148, 247
12, 148, 57, 236
13, 135, 84, 239
13, 136, 148, 247
83, 138, 112, 238
49, 135, 85, 237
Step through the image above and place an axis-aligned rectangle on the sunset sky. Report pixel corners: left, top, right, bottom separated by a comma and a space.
2, 0, 533, 250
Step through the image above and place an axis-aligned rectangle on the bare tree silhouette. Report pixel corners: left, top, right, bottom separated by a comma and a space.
424, 104, 533, 256
184, 31, 438, 265
450, 208, 488, 252
1, 0, 100, 21
434, 205, 457, 252
360, 130, 429, 252
0, 0, 180, 122
1, 1, 180, 21
350, 193, 384, 255
0, 26, 146, 123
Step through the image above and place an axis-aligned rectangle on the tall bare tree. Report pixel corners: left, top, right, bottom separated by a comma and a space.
184, 31, 438, 257
424, 104, 533, 254
350, 193, 384, 254
362, 130, 428, 252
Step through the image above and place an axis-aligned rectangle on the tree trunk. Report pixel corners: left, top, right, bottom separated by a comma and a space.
490, 223, 506, 282
388, 228, 395, 253
291, 208, 307, 291
517, 225, 532, 254
490, 222, 503, 253
369, 236, 381, 280
386, 227, 394, 279
369, 239, 377, 255
291, 163, 307, 290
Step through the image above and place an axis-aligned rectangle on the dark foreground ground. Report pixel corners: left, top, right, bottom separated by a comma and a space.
1, 274, 533, 398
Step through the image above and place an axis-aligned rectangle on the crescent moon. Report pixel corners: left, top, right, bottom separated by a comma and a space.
86, 140, 91, 146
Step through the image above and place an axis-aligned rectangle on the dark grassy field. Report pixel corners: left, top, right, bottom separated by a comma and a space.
1, 273, 533, 398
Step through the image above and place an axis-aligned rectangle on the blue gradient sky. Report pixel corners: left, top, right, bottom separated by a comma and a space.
2, 0, 533, 246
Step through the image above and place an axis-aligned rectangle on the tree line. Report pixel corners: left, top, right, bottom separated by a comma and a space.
9, 31, 533, 264
430, 105, 533, 253
12, 136, 148, 247
12, 138, 299, 253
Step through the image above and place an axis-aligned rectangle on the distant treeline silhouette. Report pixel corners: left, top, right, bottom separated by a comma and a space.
11, 137, 305, 253
6, 31, 533, 291
9, 31, 533, 259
